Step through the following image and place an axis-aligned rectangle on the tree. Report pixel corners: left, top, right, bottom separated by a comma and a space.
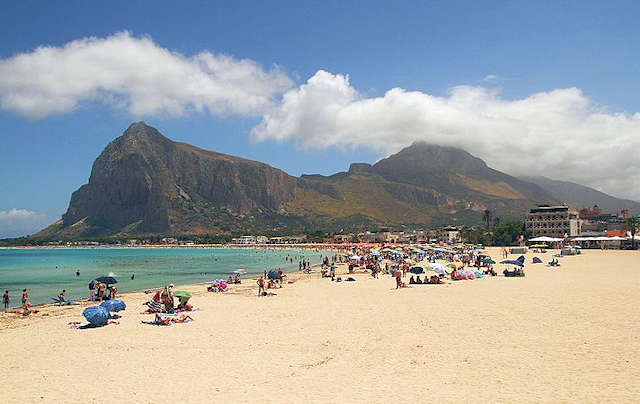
491, 220, 526, 246
626, 217, 638, 249
482, 210, 492, 230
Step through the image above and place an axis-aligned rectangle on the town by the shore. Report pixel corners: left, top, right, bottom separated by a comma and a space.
1, 246, 638, 403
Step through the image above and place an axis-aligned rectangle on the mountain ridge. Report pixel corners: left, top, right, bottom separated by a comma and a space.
34, 123, 637, 238
520, 176, 640, 215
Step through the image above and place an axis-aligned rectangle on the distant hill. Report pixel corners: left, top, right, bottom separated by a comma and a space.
37, 123, 560, 239
520, 176, 640, 215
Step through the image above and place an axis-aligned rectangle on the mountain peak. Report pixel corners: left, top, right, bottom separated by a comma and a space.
375, 142, 488, 174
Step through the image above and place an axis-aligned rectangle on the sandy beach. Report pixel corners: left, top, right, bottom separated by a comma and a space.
1, 247, 639, 403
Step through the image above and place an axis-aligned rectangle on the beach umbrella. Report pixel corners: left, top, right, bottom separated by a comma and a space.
82, 306, 109, 326
410, 266, 424, 274
173, 291, 191, 298
500, 260, 524, 267
469, 267, 483, 278
233, 269, 247, 274
429, 263, 447, 275
99, 299, 126, 312
483, 258, 496, 264
95, 276, 117, 284
370, 250, 381, 256
267, 270, 279, 280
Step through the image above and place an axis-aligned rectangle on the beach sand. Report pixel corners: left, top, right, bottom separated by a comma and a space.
1, 247, 639, 403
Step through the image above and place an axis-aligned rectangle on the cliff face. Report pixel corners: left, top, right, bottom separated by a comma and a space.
60, 122, 297, 235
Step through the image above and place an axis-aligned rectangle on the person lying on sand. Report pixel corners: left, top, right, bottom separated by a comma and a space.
7, 303, 39, 316
142, 313, 193, 326
173, 314, 194, 323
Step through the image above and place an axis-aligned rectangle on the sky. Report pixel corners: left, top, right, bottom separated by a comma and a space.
1, 0, 640, 237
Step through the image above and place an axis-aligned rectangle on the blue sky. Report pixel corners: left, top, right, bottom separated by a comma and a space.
2, 1, 640, 237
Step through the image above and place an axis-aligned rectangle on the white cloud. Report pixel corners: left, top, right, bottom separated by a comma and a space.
0, 209, 50, 238
0, 208, 42, 220
482, 74, 498, 83
0, 31, 293, 118
252, 70, 640, 201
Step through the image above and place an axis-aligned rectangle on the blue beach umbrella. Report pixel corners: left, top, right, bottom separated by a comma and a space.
95, 276, 117, 285
82, 306, 109, 326
100, 299, 126, 313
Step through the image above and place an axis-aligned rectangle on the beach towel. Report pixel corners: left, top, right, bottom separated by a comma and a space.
146, 300, 162, 313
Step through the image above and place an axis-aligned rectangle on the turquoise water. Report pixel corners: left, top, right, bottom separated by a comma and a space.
0, 248, 326, 306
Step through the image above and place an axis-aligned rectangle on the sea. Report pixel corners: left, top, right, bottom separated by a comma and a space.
0, 247, 329, 306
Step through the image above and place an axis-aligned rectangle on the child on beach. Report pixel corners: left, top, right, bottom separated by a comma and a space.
257, 276, 265, 296
22, 289, 28, 306
3, 290, 9, 310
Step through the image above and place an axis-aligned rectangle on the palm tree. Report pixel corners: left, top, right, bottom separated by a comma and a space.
626, 217, 638, 249
482, 210, 492, 231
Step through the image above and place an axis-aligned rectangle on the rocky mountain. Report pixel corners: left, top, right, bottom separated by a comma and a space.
520, 176, 640, 215
38, 122, 300, 237
292, 142, 558, 230
38, 123, 567, 238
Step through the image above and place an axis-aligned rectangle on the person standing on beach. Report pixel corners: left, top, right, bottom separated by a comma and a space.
394, 269, 402, 289
88, 281, 95, 301
257, 276, 265, 296
21, 289, 28, 306
96, 282, 105, 301
3, 290, 9, 311
278, 268, 284, 287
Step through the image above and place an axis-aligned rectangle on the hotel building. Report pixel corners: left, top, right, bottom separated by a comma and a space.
525, 205, 582, 237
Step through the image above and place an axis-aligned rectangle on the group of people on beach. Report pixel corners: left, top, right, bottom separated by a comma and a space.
2, 288, 37, 315
256, 268, 286, 296
88, 281, 117, 302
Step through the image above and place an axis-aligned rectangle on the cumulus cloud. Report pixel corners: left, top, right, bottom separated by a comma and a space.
0, 31, 293, 118
0, 209, 50, 238
252, 70, 640, 201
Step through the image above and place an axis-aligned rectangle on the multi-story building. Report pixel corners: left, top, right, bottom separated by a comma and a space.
525, 205, 581, 237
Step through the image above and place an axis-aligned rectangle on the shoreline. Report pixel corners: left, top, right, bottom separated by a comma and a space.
0, 261, 328, 316
0, 246, 345, 306
0, 243, 358, 250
